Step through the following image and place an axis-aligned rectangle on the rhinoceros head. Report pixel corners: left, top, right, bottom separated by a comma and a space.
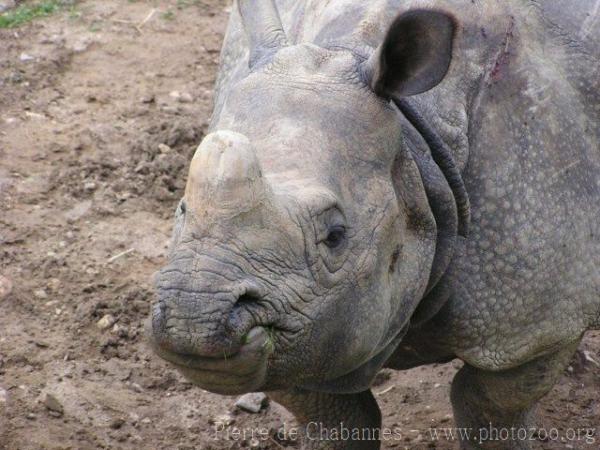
148, 1, 457, 394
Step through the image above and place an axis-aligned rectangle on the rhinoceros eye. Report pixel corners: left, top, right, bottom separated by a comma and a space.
324, 225, 346, 249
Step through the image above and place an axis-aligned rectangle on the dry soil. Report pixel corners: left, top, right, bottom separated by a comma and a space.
0, 1, 599, 449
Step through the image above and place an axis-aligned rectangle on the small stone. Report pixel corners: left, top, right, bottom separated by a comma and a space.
48, 278, 61, 290
140, 95, 155, 104
83, 181, 97, 192
158, 143, 172, 153
160, 105, 180, 114
43, 393, 64, 415
0, 275, 13, 300
26, 413, 37, 420
131, 383, 143, 393
25, 111, 45, 120
178, 92, 193, 103
134, 162, 149, 174
234, 392, 268, 413
40, 34, 64, 45
209, 413, 235, 427
19, 53, 34, 62
141, 417, 152, 424
33, 289, 48, 299
71, 37, 93, 53
110, 417, 126, 429
97, 314, 116, 330
0, 387, 7, 403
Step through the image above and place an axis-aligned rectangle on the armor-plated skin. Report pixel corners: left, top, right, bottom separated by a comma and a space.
148, 1, 600, 449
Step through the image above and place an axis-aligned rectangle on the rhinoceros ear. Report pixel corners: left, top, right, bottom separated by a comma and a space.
365, 9, 456, 98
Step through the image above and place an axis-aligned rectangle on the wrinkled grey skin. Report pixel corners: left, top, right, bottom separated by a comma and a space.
148, 1, 600, 448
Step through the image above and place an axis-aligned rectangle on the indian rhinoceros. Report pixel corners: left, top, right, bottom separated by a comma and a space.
147, 0, 600, 448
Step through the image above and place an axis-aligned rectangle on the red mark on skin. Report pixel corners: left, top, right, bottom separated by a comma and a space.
489, 15, 515, 84
490, 51, 510, 82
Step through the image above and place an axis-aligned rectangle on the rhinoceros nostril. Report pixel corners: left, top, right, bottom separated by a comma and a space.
228, 288, 264, 330
236, 292, 262, 305
233, 282, 264, 307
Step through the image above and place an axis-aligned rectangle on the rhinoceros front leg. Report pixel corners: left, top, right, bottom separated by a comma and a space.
451, 340, 581, 450
269, 388, 381, 449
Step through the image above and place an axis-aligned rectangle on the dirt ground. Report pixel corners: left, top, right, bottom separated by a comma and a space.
0, 1, 598, 449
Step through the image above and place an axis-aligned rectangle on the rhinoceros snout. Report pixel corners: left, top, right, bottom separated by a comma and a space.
147, 285, 272, 394
148, 276, 266, 361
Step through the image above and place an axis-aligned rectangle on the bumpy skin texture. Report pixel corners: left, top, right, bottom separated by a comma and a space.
149, 1, 600, 449
451, 340, 581, 450
269, 389, 381, 450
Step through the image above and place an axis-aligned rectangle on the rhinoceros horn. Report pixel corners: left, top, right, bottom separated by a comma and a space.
238, 0, 288, 68
185, 131, 269, 216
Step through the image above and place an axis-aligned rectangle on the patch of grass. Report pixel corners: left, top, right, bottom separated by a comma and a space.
0, 1, 70, 29
67, 5, 81, 21
160, 0, 204, 21
161, 10, 175, 21
176, 0, 202, 9
88, 19, 101, 32
263, 326, 276, 353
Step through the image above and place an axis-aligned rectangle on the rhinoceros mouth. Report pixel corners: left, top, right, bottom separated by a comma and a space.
146, 324, 271, 394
